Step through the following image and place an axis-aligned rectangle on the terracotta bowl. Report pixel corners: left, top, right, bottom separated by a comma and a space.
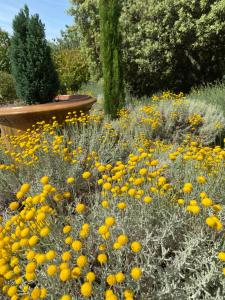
0, 95, 96, 147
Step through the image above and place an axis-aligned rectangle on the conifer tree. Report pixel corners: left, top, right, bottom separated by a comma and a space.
99, 0, 124, 118
10, 5, 59, 104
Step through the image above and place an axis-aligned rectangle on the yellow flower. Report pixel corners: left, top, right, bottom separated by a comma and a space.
71, 267, 81, 279
46, 250, 56, 260
131, 241, 142, 253
63, 225, 71, 234
218, 252, 225, 261
86, 272, 95, 282
143, 196, 152, 204
177, 198, 184, 205
102, 200, 109, 208
183, 183, 193, 193
40, 176, 49, 185
115, 272, 125, 283
25, 262, 36, 273
139, 168, 147, 175
106, 274, 116, 286
97, 253, 107, 264
66, 177, 75, 184
103, 183, 112, 190
72, 240, 82, 251
80, 282, 92, 297
60, 295, 71, 300
201, 198, 213, 207
20, 183, 30, 193
117, 234, 128, 245
124, 289, 134, 298
16, 191, 24, 199
7, 286, 17, 297
77, 255, 87, 268
31, 288, 41, 300
131, 267, 142, 280
35, 254, 46, 264
61, 251, 72, 261
117, 202, 126, 209
9, 202, 19, 211
196, 176, 206, 184
40, 227, 50, 237
76, 203, 86, 214
40, 288, 47, 299
60, 268, 71, 281
186, 205, 200, 215
47, 265, 57, 276
105, 217, 115, 227
82, 171, 91, 179
29, 236, 39, 247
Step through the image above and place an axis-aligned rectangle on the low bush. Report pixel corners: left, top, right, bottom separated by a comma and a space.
0, 71, 17, 104
53, 48, 90, 94
0, 94, 224, 299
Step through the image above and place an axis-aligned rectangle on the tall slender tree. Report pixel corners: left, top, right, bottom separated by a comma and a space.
10, 5, 59, 104
99, 0, 124, 118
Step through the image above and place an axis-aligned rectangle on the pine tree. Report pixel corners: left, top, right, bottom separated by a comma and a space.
10, 5, 59, 104
99, 0, 124, 118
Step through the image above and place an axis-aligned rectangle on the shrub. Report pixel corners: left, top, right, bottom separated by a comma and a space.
69, 0, 225, 96
10, 5, 59, 104
0, 107, 224, 299
53, 48, 90, 94
0, 28, 11, 73
0, 71, 17, 104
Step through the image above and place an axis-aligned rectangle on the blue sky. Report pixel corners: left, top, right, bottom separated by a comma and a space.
0, 0, 73, 40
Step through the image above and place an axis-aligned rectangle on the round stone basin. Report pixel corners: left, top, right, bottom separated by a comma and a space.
0, 95, 96, 146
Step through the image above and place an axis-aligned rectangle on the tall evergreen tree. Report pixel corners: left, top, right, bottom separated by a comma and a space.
99, 0, 124, 118
10, 5, 59, 104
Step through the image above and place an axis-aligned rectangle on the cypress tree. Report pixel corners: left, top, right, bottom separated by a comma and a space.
99, 0, 124, 118
10, 5, 59, 104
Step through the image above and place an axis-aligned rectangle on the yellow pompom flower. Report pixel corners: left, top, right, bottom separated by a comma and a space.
76, 203, 86, 214
7, 286, 17, 297
29, 236, 39, 247
117, 202, 126, 209
63, 226, 71, 234
40, 227, 50, 237
40, 288, 47, 299
60, 269, 71, 281
46, 250, 56, 260
80, 282, 92, 297
196, 176, 206, 184
105, 217, 115, 227
131, 241, 142, 253
20, 183, 30, 193
72, 240, 82, 251
86, 272, 95, 282
40, 176, 49, 185
201, 198, 213, 207
97, 253, 107, 264
218, 252, 225, 261
60, 295, 71, 300
47, 264, 57, 276
186, 205, 200, 215
77, 255, 87, 268
115, 272, 125, 283
61, 251, 72, 261
130, 267, 142, 280
117, 234, 128, 245
66, 177, 75, 184
9, 202, 19, 211
183, 183, 193, 193
106, 274, 116, 286
143, 196, 152, 204
102, 200, 109, 208
103, 183, 112, 190
25, 262, 36, 273
82, 171, 91, 179
31, 288, 41, 300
